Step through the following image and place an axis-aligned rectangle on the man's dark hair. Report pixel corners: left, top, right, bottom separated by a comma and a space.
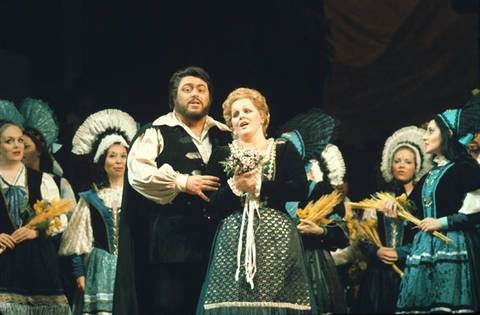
168, 66, 213, 110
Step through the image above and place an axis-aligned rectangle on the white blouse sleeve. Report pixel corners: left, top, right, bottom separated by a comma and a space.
59, 177, 77, 208
41, 173, 68, 236
58, 197, 94, 256
127, 127, 188, 205
41, 172, 60, 200
459, 188, 480, 215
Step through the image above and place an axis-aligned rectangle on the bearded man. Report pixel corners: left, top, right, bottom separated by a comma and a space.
468, 129, 480, 163
114, 66, 231, 315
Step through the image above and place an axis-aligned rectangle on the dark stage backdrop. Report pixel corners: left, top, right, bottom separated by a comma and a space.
0, 0, 478, 199
323, 0, 479, 199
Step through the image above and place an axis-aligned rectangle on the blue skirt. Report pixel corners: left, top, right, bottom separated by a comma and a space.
82, 247, 117, 314
397, 230, 475, 313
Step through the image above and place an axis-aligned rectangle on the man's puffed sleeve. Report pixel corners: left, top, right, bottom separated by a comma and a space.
127, 127, 189, 205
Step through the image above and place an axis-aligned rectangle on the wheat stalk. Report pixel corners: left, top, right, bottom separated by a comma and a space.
347, 192, 455, 246
297, 190, 342, 226
359, 218, 404, 277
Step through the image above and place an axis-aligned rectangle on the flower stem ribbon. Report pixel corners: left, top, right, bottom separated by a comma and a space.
235, 193, 260, 289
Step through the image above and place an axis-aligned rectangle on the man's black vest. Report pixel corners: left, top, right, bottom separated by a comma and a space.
114, 120, 230, 314
130, 123, 229, 264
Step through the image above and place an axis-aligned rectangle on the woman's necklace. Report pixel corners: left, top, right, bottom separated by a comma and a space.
423, 191, 433, 208
238, 139, 270, 151
425, 167, 443, 187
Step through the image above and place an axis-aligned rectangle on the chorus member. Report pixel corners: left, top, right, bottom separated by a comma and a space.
468, 128, 480, 162
0, 103, 70, 315
59, 109, 137, 314
20, 98, 76, 206
298, 144, 350, 314
386, 94, 480, 313
20, 97, 79, 305
277, 109, 349, 314
354, 126, 431, 314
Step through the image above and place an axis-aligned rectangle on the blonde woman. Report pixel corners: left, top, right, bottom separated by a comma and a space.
0, 104, 70, 315
197, 88, 316, 314
354, 126, 431, 314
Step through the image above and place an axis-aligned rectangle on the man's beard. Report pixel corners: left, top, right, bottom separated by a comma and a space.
174, 98, 211, 120
469, 143, 480, 153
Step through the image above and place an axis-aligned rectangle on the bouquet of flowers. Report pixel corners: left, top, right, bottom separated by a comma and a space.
347, 192, 454, 245
220, 148, 264, 176
343, 205, 365, 243
23, 198, 75, 235
296, 190, 342, 226
0, 198, 74, 254
348, 258, 368, 298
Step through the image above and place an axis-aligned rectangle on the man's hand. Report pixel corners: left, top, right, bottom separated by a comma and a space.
376, 246, 398, 265
186, 175, 221, 202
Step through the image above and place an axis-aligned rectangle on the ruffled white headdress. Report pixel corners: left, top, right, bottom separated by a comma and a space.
310, 144, 346, 186
381, 126, 432, 183
72, 109, 137, 163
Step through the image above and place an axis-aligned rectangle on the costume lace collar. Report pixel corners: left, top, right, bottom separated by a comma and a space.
232, 138, 274, 159
433, 156, 451, 166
